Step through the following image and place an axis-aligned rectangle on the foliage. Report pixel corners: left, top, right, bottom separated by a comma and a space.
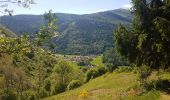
50, 82, 67, 95
144, 79, 170, 92
103, 48, 129, 66
0, 0, 35, 15
138, 65, 151, 83
103, 48, 129, 72
67, 80, 82, 90
49, 60, 80, 95
0, 11, 59, 99
96, 67, 107, 75
115, 66, 133, 73
0, 90, 17, 100
85, 66, 107, 82
105, 63, 117, 72
44, 79, 51, 92
77, 60, 90, 66
53, 61, 73, 84
21, 90, 38, 100
114, 0, 170, 69
39, 88, 49, 98
80, 67, 88, 73
85, 69, 99, 82
35, 10, 58, 50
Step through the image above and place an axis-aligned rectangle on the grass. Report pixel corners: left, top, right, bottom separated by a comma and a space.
45, 72, 141, 100
91, 55, 105, 67
43, 70, 170, 100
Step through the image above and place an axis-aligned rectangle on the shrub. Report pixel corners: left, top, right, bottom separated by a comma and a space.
1, 90, 17, 100
115, 66, 132, 73
105, 63, 117, 72
50, 82, 66, 95
21, 90, 37, 100
80, 67, 88, 73
78, 61, 86, 66
78, 60, 90, 66
44, 79, 51, 91
39, 88, 49, 98
144, 79, 170, 91
132, 67, 139, 74
67, 80, 82, 90
97, 67, 107, 75
85, 69, 99, 82
138, 65, 151, 81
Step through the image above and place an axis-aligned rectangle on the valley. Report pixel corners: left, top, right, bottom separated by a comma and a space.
0, 0, 170, 100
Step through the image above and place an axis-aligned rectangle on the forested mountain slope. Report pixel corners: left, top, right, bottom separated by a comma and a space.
0, 9, 132, 55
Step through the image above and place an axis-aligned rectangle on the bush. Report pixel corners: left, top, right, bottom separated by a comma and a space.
115, 66, 132, 73
78, 60, 90, 66
144, 79, 170, 91
97, 67, 107, 75
80, 67, 88, 73
67, 80, 82, 90
1, 90, 17, 100
105, 63, 117, 72
139, 65, 151, 81
50, 82, 66, 95
44, 79, 51, 91
39, 88, 49, 98
78, 61, 86, 66
85, 69, 99, 82
21, 90, 37, 100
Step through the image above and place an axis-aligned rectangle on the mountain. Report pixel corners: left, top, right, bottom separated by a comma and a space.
0, 9, 132, 55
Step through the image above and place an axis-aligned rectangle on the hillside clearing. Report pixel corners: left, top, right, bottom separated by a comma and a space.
91, 56, 104, 67
45, 71, 170, 100
45, 72, 139, 100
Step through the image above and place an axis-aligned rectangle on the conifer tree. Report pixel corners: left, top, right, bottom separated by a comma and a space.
115, 0, 170, 69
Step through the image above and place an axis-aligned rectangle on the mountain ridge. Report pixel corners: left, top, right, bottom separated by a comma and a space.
0, 9, 132, 55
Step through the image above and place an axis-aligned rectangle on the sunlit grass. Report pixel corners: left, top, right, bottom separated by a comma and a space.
45, 72, 139, 100
44, 69, 170, 100
91, 55, 105, 67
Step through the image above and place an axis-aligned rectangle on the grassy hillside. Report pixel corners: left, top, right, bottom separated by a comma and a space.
45, 71, 170, 100
45, 72, 139, 100
91, 55, 105, 67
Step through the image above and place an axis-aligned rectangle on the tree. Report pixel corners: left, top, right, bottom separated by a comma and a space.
35, 10, 58, 51
0, 54, 30, 99
103, 48, 129, 68
0, 0, 35, 15
53, 61, 73, 84
114, 0, 170, 69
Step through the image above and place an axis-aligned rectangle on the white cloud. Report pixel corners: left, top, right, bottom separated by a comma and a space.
123, 4, 132, 9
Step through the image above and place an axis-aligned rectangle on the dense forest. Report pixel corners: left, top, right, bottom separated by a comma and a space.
0, 0, 170, 100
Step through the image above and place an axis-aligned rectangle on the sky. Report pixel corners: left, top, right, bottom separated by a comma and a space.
1, 0, 132, 15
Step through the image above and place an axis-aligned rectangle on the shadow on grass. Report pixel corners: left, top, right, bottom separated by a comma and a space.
145, 79, 170, 94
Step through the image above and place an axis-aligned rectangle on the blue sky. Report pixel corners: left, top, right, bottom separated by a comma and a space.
5, 0, 132, 15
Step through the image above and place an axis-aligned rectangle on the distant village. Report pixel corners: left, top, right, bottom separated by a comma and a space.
55, 54, 96, 68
